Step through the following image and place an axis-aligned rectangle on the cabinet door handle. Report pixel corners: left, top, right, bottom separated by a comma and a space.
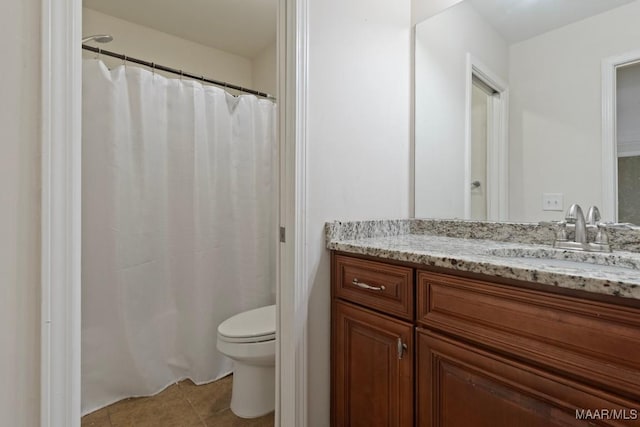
351, 278, 386, 291
397, 338, 407, 359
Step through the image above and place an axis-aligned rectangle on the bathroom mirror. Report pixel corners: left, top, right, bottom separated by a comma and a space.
414, 0, 640, 224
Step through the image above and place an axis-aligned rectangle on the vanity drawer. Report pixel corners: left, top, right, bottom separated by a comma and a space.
333, 255, 414, 320
416, 270, 640, 400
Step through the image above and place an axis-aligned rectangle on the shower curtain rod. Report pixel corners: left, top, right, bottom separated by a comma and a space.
82, 44, 276, 100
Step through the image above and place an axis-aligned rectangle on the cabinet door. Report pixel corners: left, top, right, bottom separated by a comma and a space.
333, 301, 414, 427
417, 329, 640, 427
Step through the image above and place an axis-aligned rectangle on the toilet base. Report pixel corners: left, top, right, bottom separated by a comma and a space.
230, 361, 275, 418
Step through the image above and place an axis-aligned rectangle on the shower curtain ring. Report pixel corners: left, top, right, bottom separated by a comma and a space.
151, 63, 155, 75
122, 55, 127, 67
96, 47, 102, 60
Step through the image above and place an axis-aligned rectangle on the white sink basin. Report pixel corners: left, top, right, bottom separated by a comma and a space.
486, 247, 640, 272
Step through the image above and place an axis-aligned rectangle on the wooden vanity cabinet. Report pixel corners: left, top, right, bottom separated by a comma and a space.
332, 255, 415, 426
331, 252, 640, 427
417, 330, 604, 427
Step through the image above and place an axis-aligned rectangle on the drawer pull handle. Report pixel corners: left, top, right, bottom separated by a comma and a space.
352, 278, 386, 291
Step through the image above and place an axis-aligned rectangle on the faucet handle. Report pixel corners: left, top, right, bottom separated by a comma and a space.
586, 206, 601, 225
555, 220, 568, 242
595, 223, 610, 245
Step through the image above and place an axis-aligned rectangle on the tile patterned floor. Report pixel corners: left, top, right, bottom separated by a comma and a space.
81, 375, 274, 427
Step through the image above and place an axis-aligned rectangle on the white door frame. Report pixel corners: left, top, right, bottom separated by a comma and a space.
464, 53, 509, 221
601, 49, 640, 223
40, 0, 309, 426
277, 0, 309, 426
40, 1, 82, 425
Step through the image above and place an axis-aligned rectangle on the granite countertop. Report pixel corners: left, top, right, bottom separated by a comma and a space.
326, 219, 640, 300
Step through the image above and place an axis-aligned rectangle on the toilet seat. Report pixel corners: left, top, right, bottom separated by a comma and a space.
218, 305, 275, 343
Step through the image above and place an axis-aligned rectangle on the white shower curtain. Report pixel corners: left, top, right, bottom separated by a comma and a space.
81, 59, 276, 414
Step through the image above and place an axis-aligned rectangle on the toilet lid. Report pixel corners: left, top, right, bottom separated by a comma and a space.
218, 304, 276, 343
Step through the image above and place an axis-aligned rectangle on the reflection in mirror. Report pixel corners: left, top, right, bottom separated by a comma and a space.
617, 62, 640, 224
414, 0, 640, 224
470, 78, 489, 220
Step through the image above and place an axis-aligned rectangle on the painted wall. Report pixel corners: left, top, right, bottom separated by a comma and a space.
306, 0, 412, 424
252, 42, 277, 96
0, 0, 41, 425
83, 8, 254, 90
414, 1, 508, 219
508, 0, 640, 222
412, 0, 464, 25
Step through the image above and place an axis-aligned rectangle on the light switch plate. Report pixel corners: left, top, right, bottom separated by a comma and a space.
542, 193, 564, 211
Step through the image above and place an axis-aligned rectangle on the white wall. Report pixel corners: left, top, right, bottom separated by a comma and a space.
306, 0, 412, 424
252, 42, 277, 96
508, 0, 640, 222
412, 0, 464, 25
83, 8, 253, 90
414, 1, 508, 218
0, 0, 41, 425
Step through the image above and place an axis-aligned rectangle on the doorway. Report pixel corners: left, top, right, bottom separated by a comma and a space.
616, 61, 640, 224
40, 0, 309, 425
470, 76, 497, 220
602, 49, 640, 222
464, 54, 509, 221
80, 1, 277, 424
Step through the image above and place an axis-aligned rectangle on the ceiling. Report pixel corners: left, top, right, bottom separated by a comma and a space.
468, 0, 636, 43
83, 0, 277, 58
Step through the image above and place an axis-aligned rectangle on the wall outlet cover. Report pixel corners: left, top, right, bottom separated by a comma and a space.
542, 193, 564, 211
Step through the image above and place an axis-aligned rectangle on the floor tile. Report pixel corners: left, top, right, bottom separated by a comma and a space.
203, 408, 274, 427
107, 384, 198, 427
81, 375, 273, 427
108, 396, 164, 427
179, 376, 232, 420
81, 407, 112, 427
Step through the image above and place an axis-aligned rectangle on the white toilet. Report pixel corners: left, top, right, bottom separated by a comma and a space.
216, 304, 276, 418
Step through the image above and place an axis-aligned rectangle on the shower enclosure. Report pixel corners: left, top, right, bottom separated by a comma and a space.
81, 58, 277, 414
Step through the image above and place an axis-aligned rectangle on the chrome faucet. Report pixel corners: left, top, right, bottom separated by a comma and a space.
586, 205, 601, 225
553, 204, 612, 252
566, 204, 587, 244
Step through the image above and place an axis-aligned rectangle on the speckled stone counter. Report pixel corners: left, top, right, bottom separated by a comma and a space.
326, 219, 640, 300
